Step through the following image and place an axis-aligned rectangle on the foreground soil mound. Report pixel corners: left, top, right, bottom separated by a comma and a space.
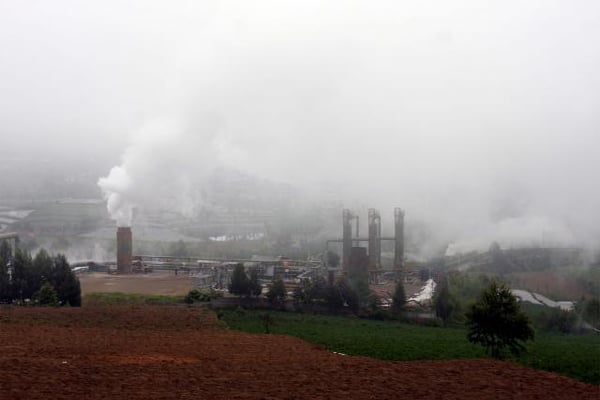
0, 306, 596, 399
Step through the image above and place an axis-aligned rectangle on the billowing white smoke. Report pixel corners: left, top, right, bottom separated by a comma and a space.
98, 117, 225, 227
98, 166, 133, 227
445, 216, 579, 256
95, 2, 599, 252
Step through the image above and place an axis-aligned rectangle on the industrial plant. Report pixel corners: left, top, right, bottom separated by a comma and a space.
102, 207, 412, 304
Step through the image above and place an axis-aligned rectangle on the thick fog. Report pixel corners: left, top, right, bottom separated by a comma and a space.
1, 1, 599, 253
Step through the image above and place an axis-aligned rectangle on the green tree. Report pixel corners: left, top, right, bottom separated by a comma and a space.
576, 296, 600, 329
50, 254, 81, 306
0, 246, 80, 306
33, 249, 53, 285
293, 276, 361, 313
306, 276, 328, 302
10, 248, 33, 301
433, 278, 458, 325
0, 240, 11, 301
323, 282, 344, 312
184, 288, 221, 304
466, 280, 534, 359
0, 240, 11, 262
248, 269, 262, 298
266, 278, 286, 309
228, 264, 250, 297
391, 281, 406, 314
33, 282, 58, 306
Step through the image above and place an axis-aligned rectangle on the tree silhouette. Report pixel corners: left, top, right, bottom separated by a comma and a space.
266, 278, 286, 309
248, 269, 262, 298
51, 254, 81, 306
228, 264, 249, 297
0, 240, 11, 301
33, 282, 59, 306
0, 247, 80, 306
433, 278, 458, 325
466, 280, 534, 358
391, 281, 406, 314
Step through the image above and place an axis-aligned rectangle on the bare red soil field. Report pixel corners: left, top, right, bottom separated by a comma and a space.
0, 306, 597, 400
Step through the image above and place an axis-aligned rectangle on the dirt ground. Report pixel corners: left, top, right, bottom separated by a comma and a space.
79, 272, 194, 296
78, 272, 427, 302
0, 306, 597, 400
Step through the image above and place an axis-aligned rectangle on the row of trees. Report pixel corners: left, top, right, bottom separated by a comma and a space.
0, 241, 81, 306
227, 264, 407, 316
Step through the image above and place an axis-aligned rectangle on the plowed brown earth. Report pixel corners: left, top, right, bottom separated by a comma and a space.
0, 306, 597, 400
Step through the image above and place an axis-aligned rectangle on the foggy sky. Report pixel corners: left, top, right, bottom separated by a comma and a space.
1, 1, 599, 252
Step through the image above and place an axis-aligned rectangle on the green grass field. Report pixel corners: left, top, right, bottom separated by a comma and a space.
221, 310, 600, 385
83, 292, 184, 306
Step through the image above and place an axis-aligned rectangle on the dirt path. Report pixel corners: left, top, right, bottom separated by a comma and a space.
0, 306, 597, 400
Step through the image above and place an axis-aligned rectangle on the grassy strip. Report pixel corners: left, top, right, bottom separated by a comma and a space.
221, 310, 600, 385
222, 310, 485, 360
518, 334, 600, 385
83, 292, 184, 306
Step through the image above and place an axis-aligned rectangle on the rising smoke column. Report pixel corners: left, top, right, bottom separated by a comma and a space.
98, 117, 224, 227
98, 165, 134, 227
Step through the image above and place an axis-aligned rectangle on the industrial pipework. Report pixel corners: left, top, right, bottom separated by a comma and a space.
336, 208, 404, 272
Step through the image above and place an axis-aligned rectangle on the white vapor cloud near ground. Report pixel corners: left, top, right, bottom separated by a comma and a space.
1, 1, 599, 252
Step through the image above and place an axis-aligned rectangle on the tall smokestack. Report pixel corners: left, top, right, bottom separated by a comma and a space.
342, 209, 353, 271
394, 208, 404, 269
117, 227, 132, 273
368, 208, 381, 269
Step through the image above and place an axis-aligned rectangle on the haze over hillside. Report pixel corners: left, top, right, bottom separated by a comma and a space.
1, 1, 598, 256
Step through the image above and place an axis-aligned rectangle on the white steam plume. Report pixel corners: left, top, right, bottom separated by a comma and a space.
98, 166, 133, 227
97, 116, 233, 227
91, 1, 599, 252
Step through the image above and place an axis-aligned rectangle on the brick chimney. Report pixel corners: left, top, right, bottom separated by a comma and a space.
117, 227, 132, 273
